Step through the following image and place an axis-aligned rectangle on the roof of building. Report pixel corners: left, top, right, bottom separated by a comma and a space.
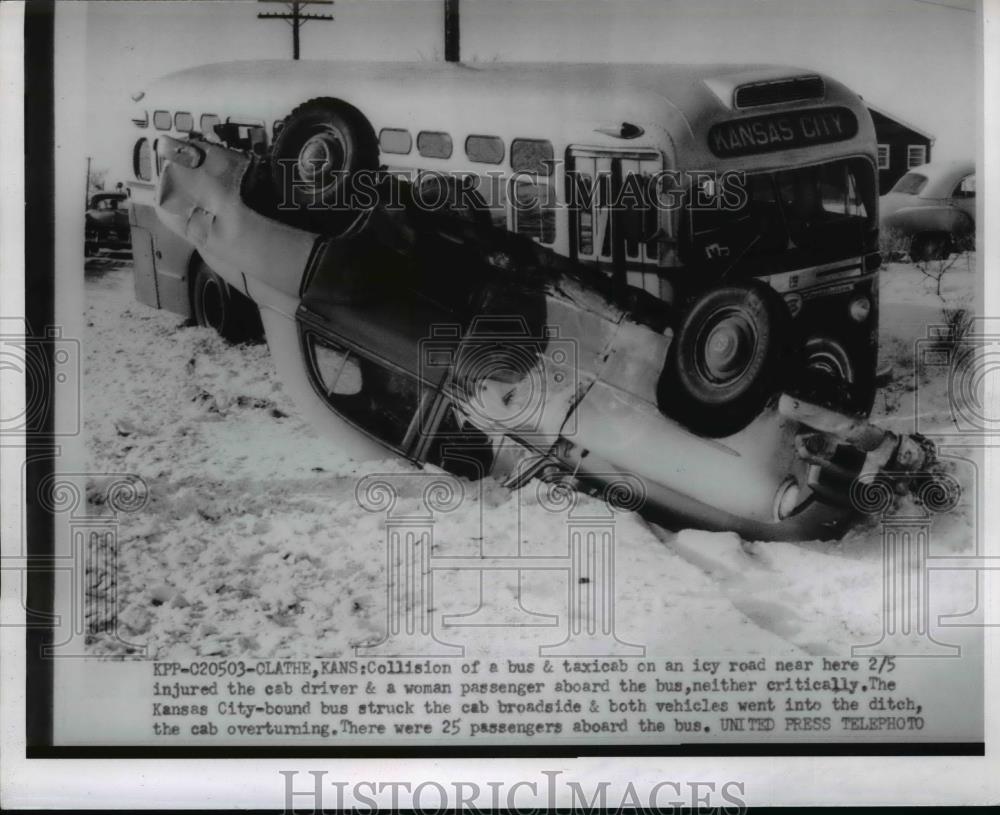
864, 102, 936, 143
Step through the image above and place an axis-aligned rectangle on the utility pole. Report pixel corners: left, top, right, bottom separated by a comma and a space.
257, 1, 334, 60
85, 156, 92, 207
444, 0, 459, 62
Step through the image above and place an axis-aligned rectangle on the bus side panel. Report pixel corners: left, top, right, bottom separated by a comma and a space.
130, 201, 197, 318
130, 226, 159, 309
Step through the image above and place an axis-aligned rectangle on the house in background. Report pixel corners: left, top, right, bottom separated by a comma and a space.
865, 104, 935, 193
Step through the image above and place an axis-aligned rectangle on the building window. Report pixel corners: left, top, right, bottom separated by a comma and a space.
416, 131, 453, 159
152, 110, 172, 131
907, 145, 927, 169
379, 128, 413, 155
877, 145, 890, 170
465, 135, 505, 164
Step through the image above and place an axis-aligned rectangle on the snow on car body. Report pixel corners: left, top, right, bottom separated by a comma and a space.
125, 60, 936, 541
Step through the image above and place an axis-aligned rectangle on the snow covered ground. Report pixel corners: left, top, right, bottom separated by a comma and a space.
81, 254, 982, 660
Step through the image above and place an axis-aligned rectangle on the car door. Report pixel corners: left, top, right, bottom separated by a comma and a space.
294, 201, 505, 467
296, 247, 460, 460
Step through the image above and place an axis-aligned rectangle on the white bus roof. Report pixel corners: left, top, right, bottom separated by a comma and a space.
139, 60, 875, 170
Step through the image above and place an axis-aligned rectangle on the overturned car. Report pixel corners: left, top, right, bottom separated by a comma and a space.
127, 60, 940, 541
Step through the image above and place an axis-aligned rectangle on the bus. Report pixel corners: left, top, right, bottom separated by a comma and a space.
126, 59, 926, 540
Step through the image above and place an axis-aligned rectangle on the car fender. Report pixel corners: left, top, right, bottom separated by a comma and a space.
882, 203, 973, 236
153, 137, 388, 461
154, 136, 318, 316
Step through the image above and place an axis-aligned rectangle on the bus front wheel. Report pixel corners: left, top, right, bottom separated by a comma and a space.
657, 281, 794, 438
192, 260, 263, 343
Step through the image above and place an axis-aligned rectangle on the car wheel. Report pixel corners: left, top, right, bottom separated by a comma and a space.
796, 337, 877, 417
270, 98, 378, 233
192, 259, 262, 343
910, 232, 950, 262
657, 281, 794, 437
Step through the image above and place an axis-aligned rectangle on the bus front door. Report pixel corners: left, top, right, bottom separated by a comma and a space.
567, 148, 662, 298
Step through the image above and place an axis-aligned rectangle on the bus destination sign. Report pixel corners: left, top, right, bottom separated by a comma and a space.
708, 106, 859, 158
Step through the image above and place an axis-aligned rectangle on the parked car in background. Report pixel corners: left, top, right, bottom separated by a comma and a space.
85, 191, 131, 254
879, 160, 975, 261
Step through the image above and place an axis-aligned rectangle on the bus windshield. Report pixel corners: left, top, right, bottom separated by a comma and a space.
684, 157, 876, 274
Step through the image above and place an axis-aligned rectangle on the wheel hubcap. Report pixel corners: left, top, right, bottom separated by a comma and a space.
698, 309, 757, 384
297, 127, 346, 191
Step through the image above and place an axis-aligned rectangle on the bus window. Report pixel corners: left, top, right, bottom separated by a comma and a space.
511, 178, 556, 245
417, 131, 453, 159
152, 110, 171, 131
511, 139, 553, 175
574, 172, 595, 256
685, 158, 875, 270
200, 113, 221, 139
379, 128, 412, 155
133, 138, 152, 181
466, 135, 504, 165
510, 141, 557, 245
174, 112, 194, 133
776, 161, 874, 250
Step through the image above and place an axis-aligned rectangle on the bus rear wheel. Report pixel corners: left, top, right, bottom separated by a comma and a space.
192, 259, 262, 343
270, 98, 379, 232
657, 281, 794, 438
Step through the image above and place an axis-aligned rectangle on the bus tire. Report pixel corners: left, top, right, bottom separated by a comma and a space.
270, 98, 378, 231
657, 281, 794, 438
192, 259, 262, 343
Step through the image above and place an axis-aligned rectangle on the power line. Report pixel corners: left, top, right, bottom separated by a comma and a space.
257, 1, 334, 60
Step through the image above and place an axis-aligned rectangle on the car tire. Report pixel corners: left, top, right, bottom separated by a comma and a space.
910, 232, 950, 262
192, 259, 262, 343
270, 98, 379, 233
657, 281, 794, 438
